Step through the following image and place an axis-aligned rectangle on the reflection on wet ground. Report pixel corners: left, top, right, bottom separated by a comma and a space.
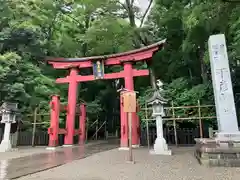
0, 142, 117, 179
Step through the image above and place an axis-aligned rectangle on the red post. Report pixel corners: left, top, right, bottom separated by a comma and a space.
48, 95, 60, 148
79, 104, 86, 144
120, 92, 128, 148
64, 68, 78, 146
122, 62, 139, 147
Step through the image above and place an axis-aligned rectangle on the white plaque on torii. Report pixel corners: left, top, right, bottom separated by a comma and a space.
208, 34, 240, 140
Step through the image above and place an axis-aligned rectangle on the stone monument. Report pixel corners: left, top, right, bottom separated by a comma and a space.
209, 34, 240, 139
195, 34, 240, 167
147, 80, 171, 155
0, 102, 19, 152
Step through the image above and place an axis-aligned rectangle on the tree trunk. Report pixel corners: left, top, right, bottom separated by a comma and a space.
125, 0, 156, 89
198, 46, 208, 84
125, 0, 136, 28
150, 68, 157, 89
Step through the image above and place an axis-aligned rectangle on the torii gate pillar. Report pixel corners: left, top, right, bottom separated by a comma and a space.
64, 68, 79, 146
119, 62, 140, 149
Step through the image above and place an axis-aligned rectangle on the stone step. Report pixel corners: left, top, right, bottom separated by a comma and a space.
198, 158, 240, 167
195, 138, 240, 167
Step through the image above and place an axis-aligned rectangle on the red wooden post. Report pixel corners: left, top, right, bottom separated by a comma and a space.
48, 95, 60, 148
79, 104, 86, 144
123, 62, 139, 147
120, 92, 128, 149
64, 68, 78, 146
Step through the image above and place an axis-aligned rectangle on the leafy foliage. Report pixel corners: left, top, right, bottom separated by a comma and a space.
0, 0, 239, 128
0, 52, 58, 112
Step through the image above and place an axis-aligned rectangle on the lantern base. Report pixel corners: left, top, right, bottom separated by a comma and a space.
150, 137, 172, 155
0, 140, 12, 152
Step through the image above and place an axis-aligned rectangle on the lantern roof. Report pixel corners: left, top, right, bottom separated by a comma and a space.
0, 102, 19, 114
146, 90, 168, 105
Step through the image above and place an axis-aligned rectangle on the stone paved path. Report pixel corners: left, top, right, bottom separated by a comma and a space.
18, 147, 240, 180
0, 141, 116, 179
0, 141, 106, 161
0, 146, 51, 161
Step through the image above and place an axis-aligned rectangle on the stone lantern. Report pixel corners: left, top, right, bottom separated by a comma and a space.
0, 102, 19, 152
146, 90, 172, 155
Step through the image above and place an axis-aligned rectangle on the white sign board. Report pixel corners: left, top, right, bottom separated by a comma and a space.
208, 34, 239, 132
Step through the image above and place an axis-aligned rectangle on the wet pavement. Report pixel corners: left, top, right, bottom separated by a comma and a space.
0, 142, 117, 179
17, 147, 240, 180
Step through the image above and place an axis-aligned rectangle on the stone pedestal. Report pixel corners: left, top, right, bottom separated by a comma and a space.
0, 123, 12, 152
215, 132, 240, 141
195, 138, 240, 167
150, 116, 171, 155
150, 137, 172, 155
0, 140, 12, 152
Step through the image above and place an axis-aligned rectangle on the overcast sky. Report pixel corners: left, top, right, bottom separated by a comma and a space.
131, 0, 153, 26
135, 0, 150, 13
119, 0, 152, 14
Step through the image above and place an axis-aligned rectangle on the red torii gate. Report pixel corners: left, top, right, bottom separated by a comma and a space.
46, 40, 166, 149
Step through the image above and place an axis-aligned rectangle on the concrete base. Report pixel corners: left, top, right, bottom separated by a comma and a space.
195, 138, 240, 167
132, 144, 140, 148
46, 147, 57, 151
118, 144, 140, 151
149, 149, 172, 155
150, 137, 172, 155
62, 144, 73, 147
118, 147, 129, 151
0, 140, 12, 152
126, 160, 135, 164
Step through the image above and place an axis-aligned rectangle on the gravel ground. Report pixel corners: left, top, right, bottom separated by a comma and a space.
18, 147, 240, 180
